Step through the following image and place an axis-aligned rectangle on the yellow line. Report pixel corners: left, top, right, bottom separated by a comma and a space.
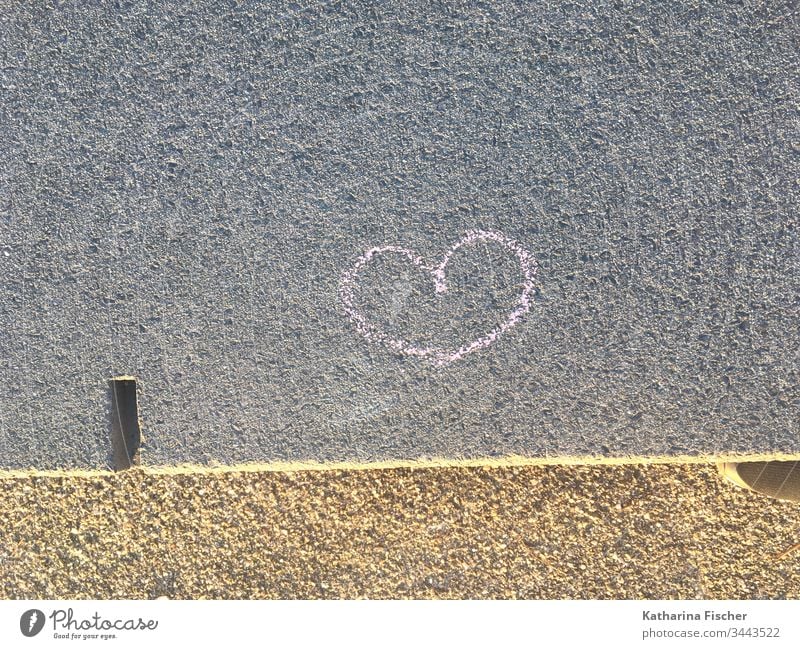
2, 451, 800, 479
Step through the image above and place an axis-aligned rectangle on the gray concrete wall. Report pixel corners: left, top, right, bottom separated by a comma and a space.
1, 0, 797, 469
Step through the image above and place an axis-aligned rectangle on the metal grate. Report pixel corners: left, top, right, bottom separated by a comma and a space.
733, 461, 800, 503
109, 376, 141, 471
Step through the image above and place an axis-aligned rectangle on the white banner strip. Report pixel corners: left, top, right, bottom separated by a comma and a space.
1, 600, 798, 648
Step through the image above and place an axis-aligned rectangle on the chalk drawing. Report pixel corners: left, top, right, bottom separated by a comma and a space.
339, 230, 538, 367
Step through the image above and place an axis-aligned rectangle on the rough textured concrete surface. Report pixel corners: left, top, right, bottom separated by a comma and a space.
1, 464, 800, 599
1, 1, 798, 469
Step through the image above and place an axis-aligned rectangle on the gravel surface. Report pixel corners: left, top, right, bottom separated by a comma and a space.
1, 463, 799, 599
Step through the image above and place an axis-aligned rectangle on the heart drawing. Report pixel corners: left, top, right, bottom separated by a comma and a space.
339, 229, 538, 367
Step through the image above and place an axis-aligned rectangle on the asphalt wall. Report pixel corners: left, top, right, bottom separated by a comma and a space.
1, 1, 797, 469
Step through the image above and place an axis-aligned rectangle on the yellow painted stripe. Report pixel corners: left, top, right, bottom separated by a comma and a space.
1, 451, 800, 479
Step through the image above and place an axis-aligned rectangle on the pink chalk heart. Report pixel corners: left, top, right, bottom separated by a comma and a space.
339, 230, 537, 367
